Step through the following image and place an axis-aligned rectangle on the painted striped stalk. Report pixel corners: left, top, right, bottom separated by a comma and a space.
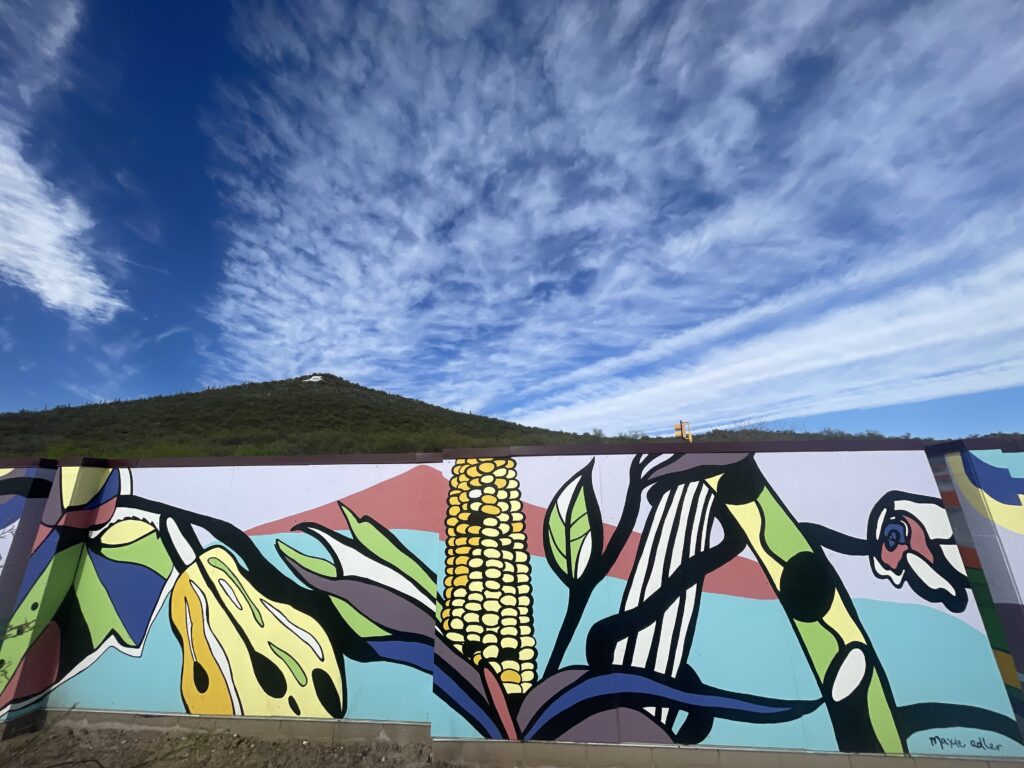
615, 480, 713, 726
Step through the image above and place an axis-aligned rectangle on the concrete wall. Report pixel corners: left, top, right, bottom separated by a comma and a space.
0, 446, 1022, 761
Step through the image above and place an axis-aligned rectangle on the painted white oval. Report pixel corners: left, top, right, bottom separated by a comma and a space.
831, 646, 868, 702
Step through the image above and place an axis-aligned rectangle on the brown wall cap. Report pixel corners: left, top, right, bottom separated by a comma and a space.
4, 436, 1020, 468
0, 457, 58, 469
925, 437, 1023, 456
451, 438, 939, 458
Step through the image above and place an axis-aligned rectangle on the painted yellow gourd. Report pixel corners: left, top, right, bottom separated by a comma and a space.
169, 547, 344, 718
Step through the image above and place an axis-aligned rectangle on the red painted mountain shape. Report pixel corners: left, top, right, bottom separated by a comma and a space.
247, 464, 448, 537
246, 465, 774, 599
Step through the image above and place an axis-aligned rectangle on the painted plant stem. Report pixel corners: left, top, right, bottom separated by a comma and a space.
545, 588, 591, 677
544, 455, 647, 675
709, 456, 905, 754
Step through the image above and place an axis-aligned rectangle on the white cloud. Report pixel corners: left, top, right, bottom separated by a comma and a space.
155, 325, 190, 343
206, 0, 1024, 432
0, 0, 125, 323
511, 250, 1024, 432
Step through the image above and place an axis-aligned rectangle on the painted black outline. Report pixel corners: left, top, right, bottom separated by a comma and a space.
896, 702, 1023, 745
331, 503, 438, 602
521, 664, 823, 742
0, 477, 53, 500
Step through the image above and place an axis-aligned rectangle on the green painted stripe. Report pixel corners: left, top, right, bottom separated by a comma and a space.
971, 577, 995, 606
269, 642, 308, 686
277, 541, 337, 579
208, 555, 264, 627
330, 596, 389, 639
979, 605, 1011, 651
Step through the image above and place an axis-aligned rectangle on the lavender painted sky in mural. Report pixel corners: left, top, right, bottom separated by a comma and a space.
1, 0, 1022, 435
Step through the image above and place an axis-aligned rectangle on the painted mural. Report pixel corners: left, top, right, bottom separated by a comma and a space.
0, 464, 54, 654
0, 462, 439, 722
932, 448, 1024, 733
432, 452, 1020, 758
0, 451, 1020, 760
0, 466, 53, 582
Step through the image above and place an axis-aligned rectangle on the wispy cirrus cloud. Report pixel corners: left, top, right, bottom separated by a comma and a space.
205, 0, 1024, 432
155, 325, 190, 343
0, 0, 125, 323
0, 320, 12, 353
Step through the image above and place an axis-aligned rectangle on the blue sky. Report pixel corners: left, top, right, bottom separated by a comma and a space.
1, 0, 1022, 438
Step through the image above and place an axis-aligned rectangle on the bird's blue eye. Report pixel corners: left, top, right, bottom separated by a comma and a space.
882, 521, 906, 550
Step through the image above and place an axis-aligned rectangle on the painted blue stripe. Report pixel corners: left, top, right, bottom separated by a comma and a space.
432, 663, 502, 739
14, 529, 59, 606
367, 637, 434, 673
525, 671, 809, 740
0, 495, 26, 529
963, 451, 1024, 506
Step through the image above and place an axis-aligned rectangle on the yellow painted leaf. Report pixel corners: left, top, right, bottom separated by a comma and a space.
99, 518, 156, 547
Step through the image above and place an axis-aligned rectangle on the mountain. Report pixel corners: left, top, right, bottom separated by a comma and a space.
3, 373, 1010, 459
0, 374, 587, 458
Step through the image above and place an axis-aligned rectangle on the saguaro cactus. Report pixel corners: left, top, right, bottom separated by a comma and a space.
440, 458, 537, 695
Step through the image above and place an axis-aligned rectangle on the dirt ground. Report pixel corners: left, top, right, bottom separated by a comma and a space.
0, 725, 440, 768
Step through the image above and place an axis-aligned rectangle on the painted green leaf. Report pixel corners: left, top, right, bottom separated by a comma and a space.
98, 530, 173, 580
0, 544, 83, 680
330, 596, 390, 639
75, 553, 133, 647
277, 533, 396, 639
276, 540, 339, 579
543, 459, 604, 586
339, 505, 436, 601
0, 538, 143, 696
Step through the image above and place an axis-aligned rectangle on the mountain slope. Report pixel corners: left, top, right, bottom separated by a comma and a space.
0, 374, 586, 458
3, 374, 1012, 459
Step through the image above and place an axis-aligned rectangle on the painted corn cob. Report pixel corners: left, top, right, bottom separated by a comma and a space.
441, 458, 536, 694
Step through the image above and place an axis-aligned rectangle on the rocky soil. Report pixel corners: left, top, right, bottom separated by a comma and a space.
0, 724, 440, 768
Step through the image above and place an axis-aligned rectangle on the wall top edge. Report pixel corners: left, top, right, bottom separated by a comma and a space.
448, 436, 1022, 458
0, 457, 59, 469
1, 437, 1020, 469
50, 452, 447, 468
924, 436, 1024, 456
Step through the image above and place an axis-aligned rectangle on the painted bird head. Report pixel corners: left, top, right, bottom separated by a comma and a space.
868, 491, 968, 612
